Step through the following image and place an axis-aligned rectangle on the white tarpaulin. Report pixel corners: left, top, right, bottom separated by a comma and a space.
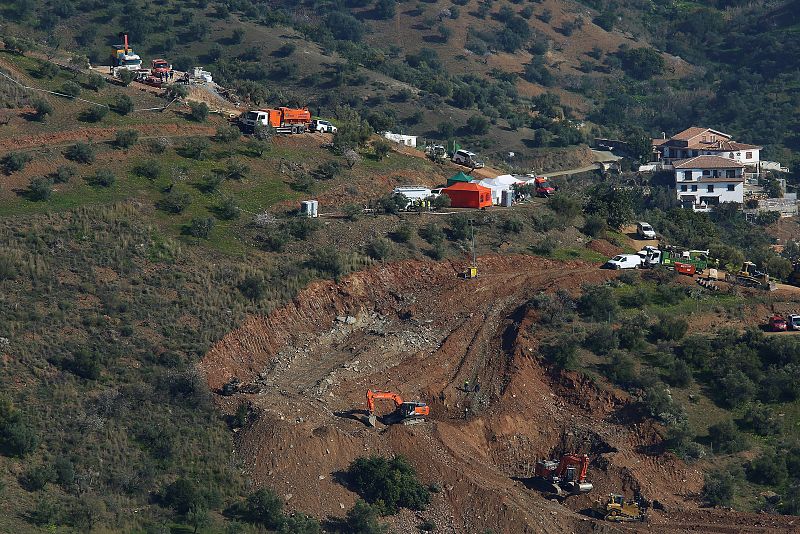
471, 175, 524, 204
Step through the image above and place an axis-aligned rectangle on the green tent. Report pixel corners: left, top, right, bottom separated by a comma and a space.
447, 171, 474, 186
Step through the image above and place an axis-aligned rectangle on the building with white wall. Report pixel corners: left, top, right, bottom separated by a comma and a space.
674, 155, 745, 211
656, 127, 761, 169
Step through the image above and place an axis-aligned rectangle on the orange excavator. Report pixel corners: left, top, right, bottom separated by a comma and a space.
365, 390, 429, 427
533, 453, 593, 497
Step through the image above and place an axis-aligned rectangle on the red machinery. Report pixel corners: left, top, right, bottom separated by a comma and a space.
534, 453, 593, 496
533, 176, 556, 197
365, 390, 429, 427
768, 315, 788, 332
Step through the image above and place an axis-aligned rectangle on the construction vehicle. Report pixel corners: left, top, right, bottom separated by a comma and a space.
768, 315, 788, 332
638, 246, 712, 273
593, 494, 646, 522
533, 454, 593, 497
425, 144, 448, 162
111, 33, 142, 72
151, 58, 172, 76
365, 390, 429, 427
240, 107, 311, 134
533, 176, 556, 197
726, 261, 776, 291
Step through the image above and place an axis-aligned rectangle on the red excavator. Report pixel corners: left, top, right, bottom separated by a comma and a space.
534, 453, 593, 497
365, 390, 429, 427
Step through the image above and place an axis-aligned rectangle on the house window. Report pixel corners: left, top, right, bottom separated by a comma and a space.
680, 185, 688, 192
707, 185, 714, 193
691, 185, 698, 192
692, 150, 699, 157
684, 171, 692, 181
727, 184, 735, 191
702, 170, 711, 176
681, 151, 688, 158
746, 151, 753, 159
726, 170, 736, 178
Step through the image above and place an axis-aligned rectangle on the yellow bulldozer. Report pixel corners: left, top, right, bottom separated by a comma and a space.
593, 493, 646, 522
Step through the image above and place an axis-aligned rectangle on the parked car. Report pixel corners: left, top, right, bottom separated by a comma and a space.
605, 254, 643, 270
311, 119, 337, 133
637, 222, 657, 240
452, 149, 485, 168
788, 314, 800, 331
768, 315, 788, 332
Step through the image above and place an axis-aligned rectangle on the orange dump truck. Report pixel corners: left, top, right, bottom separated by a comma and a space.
240, 107, 312, 134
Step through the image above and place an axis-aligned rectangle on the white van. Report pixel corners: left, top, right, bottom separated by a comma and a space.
452, 149, 485, 168
605, 254, 643, 270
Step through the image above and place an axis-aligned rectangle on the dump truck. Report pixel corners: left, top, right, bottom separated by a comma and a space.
151, 58, 172, 75
240, 107, 312, 134
111, 33, 142, 71
638, 246, 712, 273
593, 494, 646, 522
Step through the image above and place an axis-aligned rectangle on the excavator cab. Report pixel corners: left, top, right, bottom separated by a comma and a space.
533, 454, 593, 497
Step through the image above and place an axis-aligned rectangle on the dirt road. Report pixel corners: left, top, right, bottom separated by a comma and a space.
200, 255, 799, 533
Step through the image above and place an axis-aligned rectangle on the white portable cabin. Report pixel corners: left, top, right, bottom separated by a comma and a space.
383, 132, 418, 148
300, 200, 319, 218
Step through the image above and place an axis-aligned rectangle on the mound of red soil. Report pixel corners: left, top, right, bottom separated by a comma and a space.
586, 239, 622, 257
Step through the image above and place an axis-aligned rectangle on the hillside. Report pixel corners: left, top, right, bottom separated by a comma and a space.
0, 1, 800, 533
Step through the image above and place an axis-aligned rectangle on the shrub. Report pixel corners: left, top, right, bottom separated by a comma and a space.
502, 216, 524, 233
228, 488, 283, 527
344, 501, 388, 534
188, 101, 209, 122
432, 194, 451, 209
30, 97, 53, 121
309, 246, 346, 279
604, 350, 638, 387
584, 326, 618, 355
27, 177, 53, 201
542, 334, 579, 370
114, 129, 139, 148
748, 449, 787, 486
663, 359, 692, 387
702, 470, 736, 506
718, 369, 755, 408
53, 165, 76, 183
19, 465, 54, 491
577, 284, 618, 321
367, 238, 393, 260
650, 316, 688, 342
238, 274, 266, 301
739, 402, 781, 436
0, 396, 38, 458
132, 159, 161, 179
64, 142, 95, 164
2, 152, 31, 174
60, 81, 81, 97
707, 419, 747, 454
79, 106, 108, 122
178, 138, 210, 160
66, 348, 101, 379
184, 217, 214, 238
347, 456, 430, 515
392, 223, 413, 243
215, 197, 239, 220
448, 215, 471, 240
260, 231, 289, 252
215, 124, 240, 143
224, 161, 250, 180
117, 69, 135, 86
111, 94, 134, 115
148, 137, 171, 154
197, 174, 222, 193
286, 218, 319, 240
88, 169, 115, 188
86, 72, 106, 91
373, 139, 392, 160
419, 222, 445, 245
158, 191, 192, 214
162, 478, 204, 515
465, 115, 489, 135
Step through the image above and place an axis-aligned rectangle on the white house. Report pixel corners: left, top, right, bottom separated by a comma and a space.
654, 127, 761, 181
673, 155, 745, 212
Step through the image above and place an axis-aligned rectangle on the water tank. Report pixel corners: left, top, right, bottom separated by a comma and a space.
501, 189, 513, 207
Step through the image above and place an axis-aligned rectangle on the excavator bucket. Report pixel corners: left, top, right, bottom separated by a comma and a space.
366, 414, 377, 427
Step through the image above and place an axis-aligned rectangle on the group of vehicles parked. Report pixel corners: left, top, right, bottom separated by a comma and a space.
768, 314, 800, 332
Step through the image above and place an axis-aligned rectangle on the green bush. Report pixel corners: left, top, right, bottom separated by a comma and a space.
86, 72, 107, 91
748, 449, 787, 486
132, 159, 161, 180
228, 488, 284, 528
530, 236, 557, 255
158, 191, 192, 214
707, 419, 747, 454
79, 106, 108, 122
577, 284, 618, 322
344, 501, 388, 534
0, 396, 38, 458
419, 222, 445, 245
2, 152, 32, 174
347, 456, 430, 515
215, 124, 241, 143
739, 402, 781, 436
367, 238, 393, 260
117, 69, 135, 86
64, 142, 95, 164
286, 218, 319, 240
162, 478, 204, 515
373, 139, 392, 160
584, 326, 618, 355
465, 115, 489, 135
313, 161, 342, 181
650, 316, 688, 342
238, 274, 266, 301
114, 129, 139, 149
582, 215, 607, 237
309, 246, 346, 279
27, 176, 53, 201
663, 359, 692, 387
60, 81, 81, 97
30, 97, 53, 121
260, 231, 289, 252
448, 215, 471, 240
184, 217, 214, 238
502, 216, 524, 233
603, 350, 638, 387
542, 334, 579, 370
189, 101, 209, 122
88, 169, 115, 188
215, 197, 239, 220
379, 193, 408, 214
702, 470, 736, 506
280, 513, 321, 534
178, 138, 210, 160
111, 94, 134, 115
52, 165, 76, 183
391, 223, 413, 243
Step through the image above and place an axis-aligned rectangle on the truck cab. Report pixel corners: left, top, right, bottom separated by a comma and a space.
240, 110, 269, 131
151, 59, 171, 74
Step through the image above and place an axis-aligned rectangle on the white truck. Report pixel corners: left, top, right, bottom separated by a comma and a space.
605, 254, 643, 270
392, 186, 433, 210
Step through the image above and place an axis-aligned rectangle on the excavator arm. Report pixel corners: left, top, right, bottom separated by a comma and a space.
366, 390, 404, 414
556, 454, 590, 482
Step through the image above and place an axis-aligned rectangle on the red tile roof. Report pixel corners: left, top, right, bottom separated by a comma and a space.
673, 156, 746, 169
671, 127, 731, 142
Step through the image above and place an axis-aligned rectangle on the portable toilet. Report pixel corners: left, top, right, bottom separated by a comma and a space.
501, 189, 513, 207
300, 200, 319, 217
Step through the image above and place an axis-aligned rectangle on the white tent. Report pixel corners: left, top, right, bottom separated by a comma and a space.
471, 175, 524, 204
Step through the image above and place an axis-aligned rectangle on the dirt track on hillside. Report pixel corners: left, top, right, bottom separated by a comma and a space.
200, 255, 800, 533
